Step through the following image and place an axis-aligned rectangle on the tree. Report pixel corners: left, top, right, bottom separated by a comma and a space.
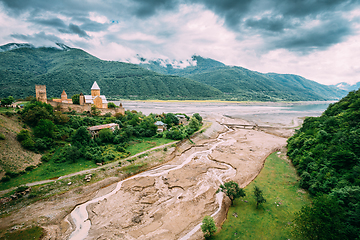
189, 117, 200, 131
72, 94, 80, 105
201, 215, 217, 239
91, 105, 100, 116
193, 113, 202, 123
72, 126, 91, 147
292, 195, 346, 240
1, 96, 14, 107
218, 181, 246, 206
253, 185, 266, 208
98, 128, 114, 143
108, 102, 117, 108
164, 113, 179, 126
33, 119, 55, 138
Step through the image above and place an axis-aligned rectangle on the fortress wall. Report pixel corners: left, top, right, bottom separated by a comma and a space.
49, 101, 125, 116
49, 101, 91, 113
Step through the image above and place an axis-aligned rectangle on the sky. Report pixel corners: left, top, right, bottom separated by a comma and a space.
1, 0, 360, 85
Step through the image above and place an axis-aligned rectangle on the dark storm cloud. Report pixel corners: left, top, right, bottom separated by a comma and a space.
275, 0, 360, 17
131, 0, 179, 18
58, 24, 90, 38
29, 17, 67, 28
274, 20, 352, 51
193, 0, 254, 28
245, 16, 291, 33
1, 0, 360, 54
11, 31, 62, 42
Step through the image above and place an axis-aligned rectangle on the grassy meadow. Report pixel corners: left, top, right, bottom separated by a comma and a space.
213, 152, 310, 240
0, 137, 175, 191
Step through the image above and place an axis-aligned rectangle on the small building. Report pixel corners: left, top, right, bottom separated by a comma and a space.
154, 121, 166, 132
52, 90, 73, 104
176, 115, 187, 125
87, 123, 119, 138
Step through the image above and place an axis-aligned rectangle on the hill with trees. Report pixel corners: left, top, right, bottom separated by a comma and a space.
139, 55, 347, 101
0, 44, 222, 100
287, 89, 360, 239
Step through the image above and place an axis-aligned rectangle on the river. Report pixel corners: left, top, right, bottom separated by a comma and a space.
113, 101, 334, 125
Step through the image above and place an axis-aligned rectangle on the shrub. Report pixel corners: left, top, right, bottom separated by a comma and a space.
17, 129, 31, 142
116, 145, 127, 152
99, 128, 114, 143
108, 102, 117, 109
0, 133, 5, 140
21, 137, 35, 150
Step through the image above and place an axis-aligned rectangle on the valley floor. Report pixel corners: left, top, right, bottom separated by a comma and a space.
0, 114, 293, 239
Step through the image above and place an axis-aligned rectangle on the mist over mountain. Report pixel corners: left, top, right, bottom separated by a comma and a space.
330, 82, 360, 92
138, 55, 347, 101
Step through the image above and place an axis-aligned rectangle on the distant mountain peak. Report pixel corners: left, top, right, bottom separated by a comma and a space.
0, 43, 35, 52
130, 55, 197, 69
0, 42, 71, 53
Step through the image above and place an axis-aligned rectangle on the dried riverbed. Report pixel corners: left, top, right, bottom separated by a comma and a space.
64, 115, 287, 240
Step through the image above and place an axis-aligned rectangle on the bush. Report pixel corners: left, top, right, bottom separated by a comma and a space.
41, 153, 52, 162
5, 111, 14, 117
25, 165, 36, 171
21, 137, 35, 150
17, 129, 31, 142
1, 175, 11, 182
0, 133, 5, 140
116, 145, 127, 152
99, 128, 114, 143
108, 102, 117, 109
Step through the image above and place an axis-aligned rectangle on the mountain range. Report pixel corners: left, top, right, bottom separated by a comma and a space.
138, 55, 348, 101
0, 43, 351, 101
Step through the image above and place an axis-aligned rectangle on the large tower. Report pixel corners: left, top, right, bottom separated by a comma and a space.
35, 85, 47, 103
91, 81, 100, 97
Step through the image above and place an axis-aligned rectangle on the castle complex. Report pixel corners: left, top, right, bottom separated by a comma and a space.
35, 81, 125, 116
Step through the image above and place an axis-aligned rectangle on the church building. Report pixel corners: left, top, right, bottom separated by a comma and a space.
82, 81, 108, 109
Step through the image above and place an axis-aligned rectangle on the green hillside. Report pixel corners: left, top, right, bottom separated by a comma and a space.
287, 90, 360, 239
140, 55, 346, 101
0, 46, 223, 100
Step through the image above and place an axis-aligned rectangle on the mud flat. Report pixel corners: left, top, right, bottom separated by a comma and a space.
63, 115, 287, 240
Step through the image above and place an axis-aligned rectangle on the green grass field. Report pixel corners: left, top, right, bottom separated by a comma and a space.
0, 137, 175, 191
213, 152, 310, 240
1, 226, 43, 240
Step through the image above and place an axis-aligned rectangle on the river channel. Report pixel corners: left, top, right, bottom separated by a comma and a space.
115, 101, 333, 125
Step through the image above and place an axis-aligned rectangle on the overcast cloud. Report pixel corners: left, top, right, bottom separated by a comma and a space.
1, 0, 360, 84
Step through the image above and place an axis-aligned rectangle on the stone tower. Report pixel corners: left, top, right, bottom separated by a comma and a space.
91, 81, 100, 97
35, 85, 47, 103
61, 90, 67, 101
79, 93, 85, 105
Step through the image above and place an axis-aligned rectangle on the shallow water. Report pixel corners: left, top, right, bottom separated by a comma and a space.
113, 101, 334, 125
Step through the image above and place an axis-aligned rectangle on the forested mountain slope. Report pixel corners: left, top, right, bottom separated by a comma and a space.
0, 45, 222, 100
139, 55, 347, 101
287, 89, 360, 239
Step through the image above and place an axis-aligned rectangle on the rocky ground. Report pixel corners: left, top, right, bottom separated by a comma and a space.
0, 115, 291, 239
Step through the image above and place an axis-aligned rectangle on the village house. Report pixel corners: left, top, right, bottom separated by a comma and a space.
176, 115, 187, 125
87, 123, 119, 138
154, 121, 166, 132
